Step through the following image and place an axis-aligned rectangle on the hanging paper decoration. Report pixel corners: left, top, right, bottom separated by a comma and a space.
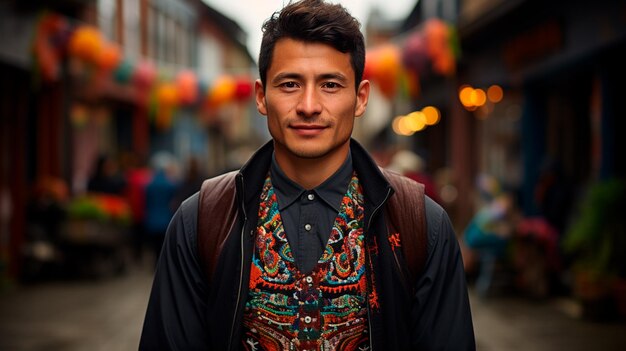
176, 70, 199, 105
361, 17, 462, 100
424, 19, 448, 58
234, 76, 253, 102
156, 82, 178, 107
378, 45, 401, 99
155, 82, 179, 130
133, 60, 157, 90
402, 31, 429, 76
113, 59, 134, 84
68, 25, 103, 63
29, 11, 278, 132
364, 45, 401, 99
424, 18, 457, 76
206, 75, 236, 109
132, 60, 157, 107
32, 13, 69, 83
96, 42, 122, 72
34, 36, 59, 82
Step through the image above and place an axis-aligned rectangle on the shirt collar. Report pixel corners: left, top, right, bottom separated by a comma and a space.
270, 152, 353, 212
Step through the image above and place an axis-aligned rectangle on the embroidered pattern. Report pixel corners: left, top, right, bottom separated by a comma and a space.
242, 173, 371, 351
388, 232, 401, 250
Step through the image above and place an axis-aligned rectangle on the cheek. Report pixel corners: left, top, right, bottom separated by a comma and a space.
265, 96, 292, 117
333, 102, 357, 124
265, 109, 285, 136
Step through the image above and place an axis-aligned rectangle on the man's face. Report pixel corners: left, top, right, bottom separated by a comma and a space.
255, 38, 369, 165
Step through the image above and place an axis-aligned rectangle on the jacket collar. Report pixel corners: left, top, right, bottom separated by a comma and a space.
237, 140, 274, 211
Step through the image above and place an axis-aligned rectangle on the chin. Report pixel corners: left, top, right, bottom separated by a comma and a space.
289, 147, 331, 159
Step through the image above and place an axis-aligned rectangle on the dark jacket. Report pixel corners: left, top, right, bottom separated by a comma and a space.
140, 139, 475, 351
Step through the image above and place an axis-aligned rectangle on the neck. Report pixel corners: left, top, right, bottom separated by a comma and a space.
274, 146, 349, 189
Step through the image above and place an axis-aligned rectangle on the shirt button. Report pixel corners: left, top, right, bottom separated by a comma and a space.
304, 316, 312, 323
307, 193, 315, 201
304, 224, 312, 231
305, 276, 313, 283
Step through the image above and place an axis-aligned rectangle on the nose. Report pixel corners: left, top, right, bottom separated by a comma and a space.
296, 87, 322, 117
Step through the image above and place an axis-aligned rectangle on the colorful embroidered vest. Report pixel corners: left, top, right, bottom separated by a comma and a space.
242, 174, 372, 351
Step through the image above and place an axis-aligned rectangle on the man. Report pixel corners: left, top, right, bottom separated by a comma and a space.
139, 0, 475, 350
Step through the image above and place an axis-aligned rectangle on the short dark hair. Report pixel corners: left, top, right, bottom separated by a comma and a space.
258, 0, 365, 91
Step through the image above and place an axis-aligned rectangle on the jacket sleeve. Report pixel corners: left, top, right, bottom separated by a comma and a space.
411, 197, 476, 350
139, 193, 210, 350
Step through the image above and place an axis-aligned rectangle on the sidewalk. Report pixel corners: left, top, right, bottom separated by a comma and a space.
471, 290, 626, 351
0, 264, 153, 351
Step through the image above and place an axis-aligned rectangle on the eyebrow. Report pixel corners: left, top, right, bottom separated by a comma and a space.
271, 72, 349, 85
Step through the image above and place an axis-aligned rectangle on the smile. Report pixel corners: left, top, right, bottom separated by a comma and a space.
290, 124, 327, 136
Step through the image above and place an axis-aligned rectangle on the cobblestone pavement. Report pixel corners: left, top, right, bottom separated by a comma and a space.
1, 263, 625, 350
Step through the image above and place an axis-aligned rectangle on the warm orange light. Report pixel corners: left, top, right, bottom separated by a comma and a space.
392, 116, 407, 136
471, 88, 487, 107
398, 116, 416, 135
459, 85, 474, 107
407, 111, 426, 132
487, 85, 504, 103
422, 106, 440, 125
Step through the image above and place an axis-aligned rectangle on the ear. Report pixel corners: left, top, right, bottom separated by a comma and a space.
255, 79, 267, 116
355, 79, 370, 118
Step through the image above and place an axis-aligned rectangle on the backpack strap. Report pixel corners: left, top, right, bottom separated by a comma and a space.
381, 168, 428, 285
197, 171, 238, 282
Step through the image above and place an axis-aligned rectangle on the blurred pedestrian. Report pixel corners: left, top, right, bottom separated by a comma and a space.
144, 152, 178, 267
121, 153, 152, 264
171, 156, 205, 210
463, 174, 516, 297
87, 154, 126, 195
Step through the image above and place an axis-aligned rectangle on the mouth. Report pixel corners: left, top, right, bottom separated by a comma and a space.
290, 123, 327, 136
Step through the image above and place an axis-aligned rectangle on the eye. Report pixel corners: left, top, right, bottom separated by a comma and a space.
279, 81, 299, 89
322, 82, 342, 91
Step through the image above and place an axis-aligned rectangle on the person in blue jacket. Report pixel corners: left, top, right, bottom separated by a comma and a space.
143, 152, 178, 267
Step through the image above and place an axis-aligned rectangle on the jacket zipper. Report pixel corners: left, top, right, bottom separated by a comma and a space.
366, 187, 392, 231
365, 187, 393, 351
228, 175, 248, 351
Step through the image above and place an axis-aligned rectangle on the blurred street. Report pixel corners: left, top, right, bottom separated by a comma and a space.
471, 292, 626, 351
0, 262, 153, 351
0, 259, 624, 351
1, 0, 626, 350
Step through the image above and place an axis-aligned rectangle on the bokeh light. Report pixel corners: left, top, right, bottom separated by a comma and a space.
487, 85, 504, 103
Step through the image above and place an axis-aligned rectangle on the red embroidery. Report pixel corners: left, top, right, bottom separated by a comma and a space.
388, 232, 401, 249
369, 236, 378, 254
369, 291, 380, 310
